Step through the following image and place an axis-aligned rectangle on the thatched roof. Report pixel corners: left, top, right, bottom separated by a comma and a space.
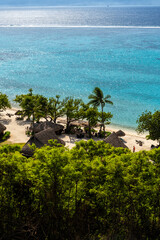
66, 120, 88, 128
104, 132, 128, 148
30, 121, 64, 134
35, 128, 65, 145
22, 128, 65, 157
77, 120, 88, 127
57, 119, 67, 124
0, 122, 6, 134
116, 130, 126, 137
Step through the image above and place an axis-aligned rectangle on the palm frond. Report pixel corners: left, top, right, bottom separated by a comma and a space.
105, 99, 113, 105
104, 95, 113, 105
88, 99, 100, 107
88, 87, 113, 109
88, 94, 98, 100
106, 100, 113, 105
93, 87, 103, 99
104, 94, 111, 99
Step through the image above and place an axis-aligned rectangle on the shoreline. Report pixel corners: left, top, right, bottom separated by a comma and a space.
107, 123, 145, 138
0, 108, 157, 152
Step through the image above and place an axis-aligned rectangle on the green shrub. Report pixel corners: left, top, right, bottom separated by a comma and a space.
98, 131, 111, 138
1, 131, 10, 141
91, 129, 97, 133
105, 131, 111, 137
0, 144, 21, 153
25, 130, 32, 137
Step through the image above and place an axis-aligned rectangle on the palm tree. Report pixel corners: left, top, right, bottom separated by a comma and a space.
88, 87, 113, 132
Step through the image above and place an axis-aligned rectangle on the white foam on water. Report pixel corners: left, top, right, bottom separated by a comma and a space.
0, 25, 160, 28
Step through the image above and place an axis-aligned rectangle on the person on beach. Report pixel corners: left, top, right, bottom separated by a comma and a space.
133, 146, 135, 153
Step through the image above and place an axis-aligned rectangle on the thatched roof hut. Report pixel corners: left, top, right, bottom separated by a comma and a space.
77, 120, 88, 127
104, 132, 128, 148
0, 122, 6, 135
22, 128, 65, 157
30, 121, 64, 135
68, 120, 88, 128
116, 130, 126, 137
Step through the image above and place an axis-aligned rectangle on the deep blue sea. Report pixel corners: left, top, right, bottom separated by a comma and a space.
0, 7, 160, 129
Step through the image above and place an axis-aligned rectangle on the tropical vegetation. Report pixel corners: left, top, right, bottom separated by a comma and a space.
0, 89, 160, 239
137, 110, 160, 144
0, 92, 11, 111
14, 88, 113, 136
48, 95, 65, 123
88, 87, 113, 132
0, 141, 160, 239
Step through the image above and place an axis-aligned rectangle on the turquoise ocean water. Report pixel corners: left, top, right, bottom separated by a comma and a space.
0, 7, 160, 128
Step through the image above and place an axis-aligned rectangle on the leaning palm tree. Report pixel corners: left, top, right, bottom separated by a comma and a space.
88, 87, 113, 132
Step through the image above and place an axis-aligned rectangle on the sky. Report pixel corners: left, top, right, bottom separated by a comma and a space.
0, 0, 159, 6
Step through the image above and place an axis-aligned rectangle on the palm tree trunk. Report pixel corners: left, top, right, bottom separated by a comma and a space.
54, 111, 57, 123
66, 116, 70, 133
88, 120, 91, 138
101, 105, 105, 132
32, 112, 35, 136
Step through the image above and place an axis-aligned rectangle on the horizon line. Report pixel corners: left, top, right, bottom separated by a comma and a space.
0, 5, 160, 8
1, 25, 160, 28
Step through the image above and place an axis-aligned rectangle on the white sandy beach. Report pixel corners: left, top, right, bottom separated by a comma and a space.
0, 108, 157, 152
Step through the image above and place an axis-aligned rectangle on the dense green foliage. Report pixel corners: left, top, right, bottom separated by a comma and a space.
0, 92, 11, 111
0, 141, 160, 239
137, 110, 160, 143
